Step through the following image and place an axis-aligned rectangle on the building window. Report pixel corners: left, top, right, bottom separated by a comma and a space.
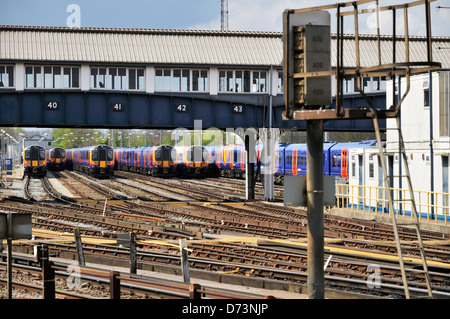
219, 70, 267, 93
155, 68, 208, 92
91, 68, 107, 88
362, 77, 370, 92
44, 66, 53, 88
128, 68, 145, 90
173, 69, 190, 91
372, 76, 386, 91
155, 69, 171, 91
193, 70, 208, 91
344, 78, 353, 93
278, 71, 284, 93
219, 70, 234, 92
369, 160, 374, 178
26, 66, 79, 89
90, 67, 142, 90
252, 71, 266, 92
0, 65, 14, 88
343, 76, 387, 94
424, 88, 430, 107
109, 68, 127, 90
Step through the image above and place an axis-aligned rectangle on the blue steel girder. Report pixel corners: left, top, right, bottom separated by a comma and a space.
0, 90, 385, 131
0, 91, 276, 129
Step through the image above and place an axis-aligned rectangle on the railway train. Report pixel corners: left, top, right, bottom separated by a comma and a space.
205, 140, 377, 184
174, 145, 210, 177
115, 145, 178, 177
46, 147, 66, 171
66, 145, 115, 178
113, 145, 210, 178
23, 145, 47, 177
47, 140, 376, 183
111, 141, 377, 182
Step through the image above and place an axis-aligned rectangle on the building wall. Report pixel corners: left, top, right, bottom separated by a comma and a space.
385, 71, 450, 194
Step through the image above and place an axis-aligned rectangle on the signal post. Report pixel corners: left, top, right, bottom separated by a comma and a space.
282, 0, 440, 299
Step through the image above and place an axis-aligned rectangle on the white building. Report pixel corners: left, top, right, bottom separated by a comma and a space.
346, 71, 450, 220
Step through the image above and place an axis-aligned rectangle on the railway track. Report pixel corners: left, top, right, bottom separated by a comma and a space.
3, 169, 450, 299
0, 256, 268, 299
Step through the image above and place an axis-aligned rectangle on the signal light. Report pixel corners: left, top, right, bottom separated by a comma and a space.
283, 10, 331, 117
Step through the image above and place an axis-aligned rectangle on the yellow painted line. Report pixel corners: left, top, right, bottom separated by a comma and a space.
167, 201, 246, 207
138, 239, 193, 252
19, 229, 450, 268
28, 228, 117, 245
188, 237, 450, 268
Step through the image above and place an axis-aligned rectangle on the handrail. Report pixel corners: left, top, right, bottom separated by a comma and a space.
336, 183, 450, 225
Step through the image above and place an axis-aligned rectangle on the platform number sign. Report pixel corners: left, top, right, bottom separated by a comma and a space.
176, 103, 189, 112
112, 102, 124, 112
232, 103, 245, 114
46, 101, 59, 110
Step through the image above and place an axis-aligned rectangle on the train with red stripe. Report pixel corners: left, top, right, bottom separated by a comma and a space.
114, 145, 210, 178
46, 147, 66, 171
60, 140, 376, 182
174, 145, 210, 177
115, 145, 177, 177
206, 140, 377, 184
23, 145, 47, 177
65, 145, 114, 178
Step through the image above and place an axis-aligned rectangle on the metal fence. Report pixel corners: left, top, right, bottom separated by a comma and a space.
335, 183, 450, 225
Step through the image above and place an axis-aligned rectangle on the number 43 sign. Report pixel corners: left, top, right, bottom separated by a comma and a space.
232, 103, 245, 114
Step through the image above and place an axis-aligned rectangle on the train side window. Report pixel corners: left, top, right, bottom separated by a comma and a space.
369, 155, 374, 178
351, 161, 356, 178
92, 149, 98, 161
107, 149, 113, 161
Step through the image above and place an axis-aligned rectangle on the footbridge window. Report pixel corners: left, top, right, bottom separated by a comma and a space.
0, 65, 14, 88
26, 66, 79, 89
155, 68, 209, 92
90, 67, 145, 90
219, 70, 267, 93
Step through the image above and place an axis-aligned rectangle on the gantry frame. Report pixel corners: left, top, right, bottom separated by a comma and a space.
282, 0, 442, 122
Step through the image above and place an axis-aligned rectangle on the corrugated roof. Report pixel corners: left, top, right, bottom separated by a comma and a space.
331, 34, 450, 69
0, 25, 449, 69
0, 26, 283, 66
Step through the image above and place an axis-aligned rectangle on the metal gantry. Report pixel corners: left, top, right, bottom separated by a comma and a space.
282, 0, 441, 299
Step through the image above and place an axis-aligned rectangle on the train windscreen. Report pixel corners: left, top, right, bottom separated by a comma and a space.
187, 146, 207, 162
107, 148, 113, 161
155, 146, 173, 161
93, 147, 113, 161
25, 147, 45, 161
50, 148, 65, 158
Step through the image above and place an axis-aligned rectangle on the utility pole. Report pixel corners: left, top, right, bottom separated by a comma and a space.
221, 0, 229, 31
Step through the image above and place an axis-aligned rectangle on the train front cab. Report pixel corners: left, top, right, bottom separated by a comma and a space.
91, 145, 115, 178
23, 145, 47, 177
152, 145, 177, 177
47, 147, 66, 171
184, 146, 208, 177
